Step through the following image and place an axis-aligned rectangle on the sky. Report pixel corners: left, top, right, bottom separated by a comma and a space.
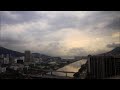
0, 11, 120, 57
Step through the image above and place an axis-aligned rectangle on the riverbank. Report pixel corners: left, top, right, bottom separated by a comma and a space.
73, 61, 88, 79
52, 59, 87, 77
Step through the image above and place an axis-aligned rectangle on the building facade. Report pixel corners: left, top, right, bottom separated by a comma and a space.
87, 55, 120, 79
25, 50, 31, 62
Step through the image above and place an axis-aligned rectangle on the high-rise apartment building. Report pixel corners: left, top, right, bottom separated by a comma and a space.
87, 55, 120, 79
25, 50, 31, 62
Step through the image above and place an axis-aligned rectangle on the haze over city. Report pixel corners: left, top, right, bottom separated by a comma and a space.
0, 11, 120, 58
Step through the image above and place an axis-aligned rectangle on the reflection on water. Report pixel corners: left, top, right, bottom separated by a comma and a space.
53, 59, 87, 77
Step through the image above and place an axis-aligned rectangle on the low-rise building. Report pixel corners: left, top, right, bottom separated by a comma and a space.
3, 57, 9, 64
33, 58, 40, 63
17, 59, 24, 64
14, 57, 25, 64
10, 64, 24, 71
0, 66, 6, 73
0, 57, 4, 64
0, 57, 9, 64
49, 61, 56, 65
24, 65, 29, 70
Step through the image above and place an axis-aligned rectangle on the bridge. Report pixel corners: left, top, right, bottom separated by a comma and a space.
23, 70, 76, 79
22, 59, 87, 79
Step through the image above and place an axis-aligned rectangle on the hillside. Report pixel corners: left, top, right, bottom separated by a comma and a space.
98, 47, 120, 56
0, 47, 52, 58
0, 46, 24, 57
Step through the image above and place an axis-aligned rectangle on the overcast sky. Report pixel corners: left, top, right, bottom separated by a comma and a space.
0, 11, 120, 57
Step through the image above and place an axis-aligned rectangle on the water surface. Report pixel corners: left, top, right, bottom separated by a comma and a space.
53, 59, 87, 77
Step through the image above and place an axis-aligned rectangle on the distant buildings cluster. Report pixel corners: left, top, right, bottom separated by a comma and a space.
0, 50, 33, 73
74, 56, 87, 60
0, 50, 71, 74
1, 47, 119, 79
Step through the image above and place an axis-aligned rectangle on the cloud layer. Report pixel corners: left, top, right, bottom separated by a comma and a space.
1, 11, 120, 57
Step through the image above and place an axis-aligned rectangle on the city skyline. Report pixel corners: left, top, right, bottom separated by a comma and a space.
0, 11, 120, 57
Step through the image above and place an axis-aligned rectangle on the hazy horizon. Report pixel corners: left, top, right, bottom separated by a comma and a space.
0, 11, 120, 57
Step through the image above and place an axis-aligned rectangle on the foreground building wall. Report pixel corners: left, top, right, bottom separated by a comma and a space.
87, 55, 120, 79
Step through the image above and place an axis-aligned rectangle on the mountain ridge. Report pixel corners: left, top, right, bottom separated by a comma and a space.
0, 46, 120, 57
0, 46, 51, 58
0, 46, 24, 57
98, 47, 120, 56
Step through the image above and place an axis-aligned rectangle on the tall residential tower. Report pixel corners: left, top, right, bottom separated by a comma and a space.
25, 50, 31, 62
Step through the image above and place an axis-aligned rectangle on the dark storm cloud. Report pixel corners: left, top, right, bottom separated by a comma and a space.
36, 42, 65, 56
0, 37, 29, 53
68, 48, 88, 56
46, 12, 98, 31
0, 33, 30, 51
1, 11, 120, 57
1, 11, 43, 25
48, 15, 79, 29
107, 43, 120, 48
105, 17, 120, 30
98, 11, 120, 17
1, 38, 23, 44
81, 11, 120, 30
46, 11, 120, 33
